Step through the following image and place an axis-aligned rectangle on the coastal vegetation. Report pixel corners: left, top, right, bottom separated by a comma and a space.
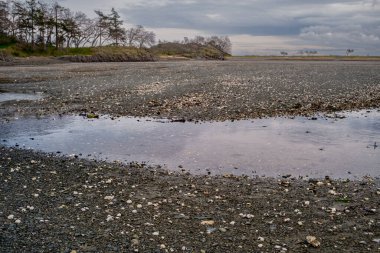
0, 0, 232, 61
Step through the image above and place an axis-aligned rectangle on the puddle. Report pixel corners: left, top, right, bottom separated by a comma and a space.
0, 92, 43, 103
1, 110, 379, 179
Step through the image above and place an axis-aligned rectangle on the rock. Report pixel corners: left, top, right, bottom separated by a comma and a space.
201, 220, 215, 225
306, 236, 321, 248
372, 239, 380, 243
104, 195, 114, 200
152, 231, 159, 236
7, 214, 14, 220
131, 239, 139, 246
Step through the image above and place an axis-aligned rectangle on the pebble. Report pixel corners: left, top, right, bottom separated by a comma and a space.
306, 236, 321, 248
127, 200, 133, 204
131, 239, 139, 246
132, 210, 138, 214
136, 204, 142, 208
104, 195, 114, 200
7, 214, 14, 220
152, 231, 159, 236
15, 219, 21, 224
201, 220, 215, 225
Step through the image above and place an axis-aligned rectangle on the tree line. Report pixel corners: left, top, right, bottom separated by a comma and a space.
0, 0, 156, 49
0, 0, 232, 56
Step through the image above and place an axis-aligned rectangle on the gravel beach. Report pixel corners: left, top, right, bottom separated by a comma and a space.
1, 60, 380, 252
1, 60, 380, 120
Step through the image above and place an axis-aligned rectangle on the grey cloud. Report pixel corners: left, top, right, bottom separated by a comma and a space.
62, 0, 380, 54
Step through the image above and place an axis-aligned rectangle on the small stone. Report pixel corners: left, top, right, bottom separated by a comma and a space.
15, 219, 21, 224
7, 214, 14, 220
304, 201, 310, 206
132, 210, 137, 214
131, 239, 139, 246
104, 195, 114, 200
127, 200, 133, 204
258, 244, 263, 248
328, 190, 338, 195
230, 221, 236, 225
219, 228, 227, 232
258, 237, 265, 241
160, 244, 166, 249
152, 231, 159, 236
201, 220, 215, 225
359, 241, 366, 245
306, 236, 321, 248
372, 239, 380, 243
297, 221, 304, 226
106, 215, 114, 222
136, 204, 142, 208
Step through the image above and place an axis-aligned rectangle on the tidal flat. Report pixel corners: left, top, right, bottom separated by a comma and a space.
0, 60, 379, 252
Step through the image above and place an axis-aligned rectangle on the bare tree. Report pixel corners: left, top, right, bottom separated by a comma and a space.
207, 36, 232, 54
72, 12, 96, 48
125, 25, 155, 48
192, 35, 206, 45
135, 27, 155, 48
0, 0, 10, 35
346, 49, 354, 56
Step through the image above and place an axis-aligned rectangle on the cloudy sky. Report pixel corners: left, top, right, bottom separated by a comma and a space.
61, 0, 380, 55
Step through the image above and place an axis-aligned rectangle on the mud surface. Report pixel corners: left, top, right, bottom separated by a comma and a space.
0, 60, 379, 120
1, 60, 380, 252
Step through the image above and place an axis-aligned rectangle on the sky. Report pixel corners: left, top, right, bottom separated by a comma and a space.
60, 0, 380, 56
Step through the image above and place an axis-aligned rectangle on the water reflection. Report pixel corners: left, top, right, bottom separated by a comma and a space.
0, 92, 43, 103
0, 110, 379, 179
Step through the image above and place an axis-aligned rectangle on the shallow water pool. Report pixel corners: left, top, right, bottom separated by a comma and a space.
1, 110, 379, 179
0, 92, 43, 103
